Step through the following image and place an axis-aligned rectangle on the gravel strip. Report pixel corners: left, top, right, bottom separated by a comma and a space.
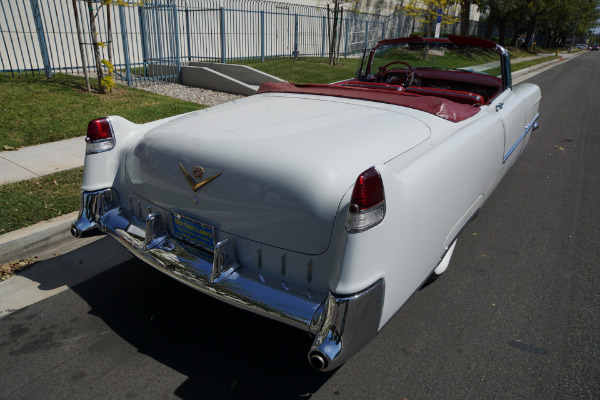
137, 82, 245, 107
70, 73, 246, 106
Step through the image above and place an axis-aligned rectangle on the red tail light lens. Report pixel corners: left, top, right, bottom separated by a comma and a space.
350, 167, 384, 211
86, 117, 115, 154
346, 167, 386, 233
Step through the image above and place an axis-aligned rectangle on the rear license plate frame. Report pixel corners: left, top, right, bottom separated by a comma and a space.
172, 213, 215, 252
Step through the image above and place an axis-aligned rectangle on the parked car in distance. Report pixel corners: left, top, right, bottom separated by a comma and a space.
576, 44, 589, 50
72, 35, 541, 371
591, 44, 599, 51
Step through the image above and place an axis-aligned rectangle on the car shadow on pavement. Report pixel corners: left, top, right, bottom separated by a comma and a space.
68, 253, 332, 399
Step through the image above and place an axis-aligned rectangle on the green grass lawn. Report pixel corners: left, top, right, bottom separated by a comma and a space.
0, 168, 83, 235
243, 49, 557, 85
241, 57, 359, 84
0, 74, 205, 150
482, 55, 559, 77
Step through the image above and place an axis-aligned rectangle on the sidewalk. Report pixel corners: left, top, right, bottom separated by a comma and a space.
0, 49, 587, 264
0, 136, 85, 185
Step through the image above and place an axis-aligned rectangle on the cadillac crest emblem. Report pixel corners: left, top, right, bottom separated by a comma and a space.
178, 162, 222, 192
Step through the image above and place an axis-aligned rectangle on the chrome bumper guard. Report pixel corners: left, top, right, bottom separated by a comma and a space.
73, 189, 384, 371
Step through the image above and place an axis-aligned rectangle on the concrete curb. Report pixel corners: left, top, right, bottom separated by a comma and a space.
0, 211, 78, 265
512, 51, 586, 84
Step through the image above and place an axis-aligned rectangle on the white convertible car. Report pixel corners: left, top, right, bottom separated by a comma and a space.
72, 36, 540, 371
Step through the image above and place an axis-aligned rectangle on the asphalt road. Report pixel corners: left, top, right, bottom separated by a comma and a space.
1, 52, 599, 399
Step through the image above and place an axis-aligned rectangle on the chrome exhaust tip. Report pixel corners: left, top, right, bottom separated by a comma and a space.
307, 280, 385, 372
308, 352, 328, 371
70, 225, 81, 238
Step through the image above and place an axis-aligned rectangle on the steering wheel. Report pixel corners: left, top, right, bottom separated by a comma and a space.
377, 61, 414, 88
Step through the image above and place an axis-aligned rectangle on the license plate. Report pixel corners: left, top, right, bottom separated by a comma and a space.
172, 213, 215, 252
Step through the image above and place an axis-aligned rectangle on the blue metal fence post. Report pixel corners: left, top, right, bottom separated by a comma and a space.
294, 14, 298, 59
185, 5, 191, 61
260, 11, 265, 62
220, 7, 226, 63
138, 7, 148, 68
118, 5, 132, 86
172, 1, 181, 82
29, 0, 52, 77
321, 16, 326, 58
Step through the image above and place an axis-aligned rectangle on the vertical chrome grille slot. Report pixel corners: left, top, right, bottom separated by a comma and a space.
137, 200, 142, 217
128, 195, 134, 214
144, 212, 167, 250
307, 259, 313, 282
257, 246, 262, 269
281, 253, 286, 276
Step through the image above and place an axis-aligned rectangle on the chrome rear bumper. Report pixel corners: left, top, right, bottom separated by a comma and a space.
73, 188, 384, 371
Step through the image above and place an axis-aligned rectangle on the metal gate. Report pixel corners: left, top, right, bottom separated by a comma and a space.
139, 1, 181, 83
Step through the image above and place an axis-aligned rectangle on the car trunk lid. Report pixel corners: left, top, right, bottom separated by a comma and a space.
125, 94, 431, 254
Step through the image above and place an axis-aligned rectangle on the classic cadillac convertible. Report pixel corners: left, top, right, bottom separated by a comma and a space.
72, 36, 541, 371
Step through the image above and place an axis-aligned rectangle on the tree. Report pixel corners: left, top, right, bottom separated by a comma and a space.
460, 0, 472, 36
325, 0, 357, 65
73, 0, 142, 94
399, 0, 461, 37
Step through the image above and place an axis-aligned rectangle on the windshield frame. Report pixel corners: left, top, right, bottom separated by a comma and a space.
357, 35, 511, 91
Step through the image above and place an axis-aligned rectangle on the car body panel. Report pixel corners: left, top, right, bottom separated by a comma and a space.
73, 36, 541, 371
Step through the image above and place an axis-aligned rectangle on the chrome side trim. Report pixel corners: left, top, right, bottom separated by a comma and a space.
308, 279, 385, 371
502, 113, 540, 164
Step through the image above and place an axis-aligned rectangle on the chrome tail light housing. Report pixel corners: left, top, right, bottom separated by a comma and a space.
345, 167, 386, 233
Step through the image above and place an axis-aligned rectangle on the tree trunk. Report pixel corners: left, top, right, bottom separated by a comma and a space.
72, 0, 90, 93
330, 2, 339, 65
498, 18, 506, 46
87, 0, 105, 93
484, 9, 496, 40
523, 14, 537, 49
460, 0, 471, 36
510, 21, 521, 47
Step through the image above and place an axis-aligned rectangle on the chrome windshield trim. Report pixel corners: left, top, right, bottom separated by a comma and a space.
495, 43, 512, 90
502, 113, 540, 164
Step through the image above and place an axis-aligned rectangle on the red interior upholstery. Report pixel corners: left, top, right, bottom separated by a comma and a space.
257, 82, 481, 123
404, 87, 484, 105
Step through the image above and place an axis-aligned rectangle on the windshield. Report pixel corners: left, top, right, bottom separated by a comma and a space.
358, 40, 501, 79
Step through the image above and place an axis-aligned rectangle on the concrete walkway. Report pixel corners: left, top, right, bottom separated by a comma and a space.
0, 136, 85, 185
